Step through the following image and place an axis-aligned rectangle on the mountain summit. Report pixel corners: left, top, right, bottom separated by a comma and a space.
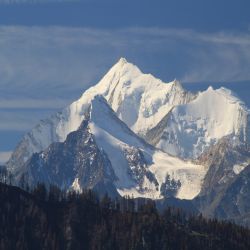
7, 58, 194, 170
6, 58, 250, 211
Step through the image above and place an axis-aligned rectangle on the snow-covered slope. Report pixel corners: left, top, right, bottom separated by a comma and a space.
146, 86, 249, 159
16, 95, 206, 200
7, 58, 194, 170
80, 96, 206, 200
87, 58, 195, 135
6, 57, 249, 201
7, 93, 93, 171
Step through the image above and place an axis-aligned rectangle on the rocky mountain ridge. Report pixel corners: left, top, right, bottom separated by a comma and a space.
13, 95, 205, 200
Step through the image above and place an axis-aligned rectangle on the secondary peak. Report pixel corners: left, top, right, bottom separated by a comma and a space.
118, 57, 128, 64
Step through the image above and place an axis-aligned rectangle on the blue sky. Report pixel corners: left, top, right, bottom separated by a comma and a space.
0, 0, 250, 163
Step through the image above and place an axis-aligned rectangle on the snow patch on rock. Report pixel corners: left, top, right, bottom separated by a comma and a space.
233, 162, 249, 175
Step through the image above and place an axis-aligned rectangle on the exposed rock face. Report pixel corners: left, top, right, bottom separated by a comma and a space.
123, 146, 159, 192
194, 137, 250, 225
15, 118, 119, 197
213, 166, 250, 226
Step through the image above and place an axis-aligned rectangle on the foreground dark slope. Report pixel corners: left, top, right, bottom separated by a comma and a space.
1, 183, 250, 250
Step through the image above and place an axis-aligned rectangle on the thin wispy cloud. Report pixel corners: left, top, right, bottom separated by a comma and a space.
0, 26, 249, 93
0, 25, 249, 134
0, 98, 72, 109
0, 109, 55, 131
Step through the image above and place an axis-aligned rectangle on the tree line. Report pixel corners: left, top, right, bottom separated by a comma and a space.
0, 180, 250, 250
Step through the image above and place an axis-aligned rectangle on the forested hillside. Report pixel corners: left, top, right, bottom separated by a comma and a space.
0, 182, 250, 250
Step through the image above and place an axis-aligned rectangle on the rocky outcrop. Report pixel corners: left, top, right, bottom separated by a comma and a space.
14, 118, 119, 197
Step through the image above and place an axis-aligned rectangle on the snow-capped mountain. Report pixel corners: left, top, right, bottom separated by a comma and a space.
6, 58, 249, 205
14, 95, 206, 200
88, 58, 195, 135
7, 58, 195, 172
146, 86, 249, 159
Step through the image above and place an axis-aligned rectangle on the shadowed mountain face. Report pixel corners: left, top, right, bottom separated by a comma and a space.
194, 138, 250, 225
15, 117, 119, 197
214, 166, 250, 226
